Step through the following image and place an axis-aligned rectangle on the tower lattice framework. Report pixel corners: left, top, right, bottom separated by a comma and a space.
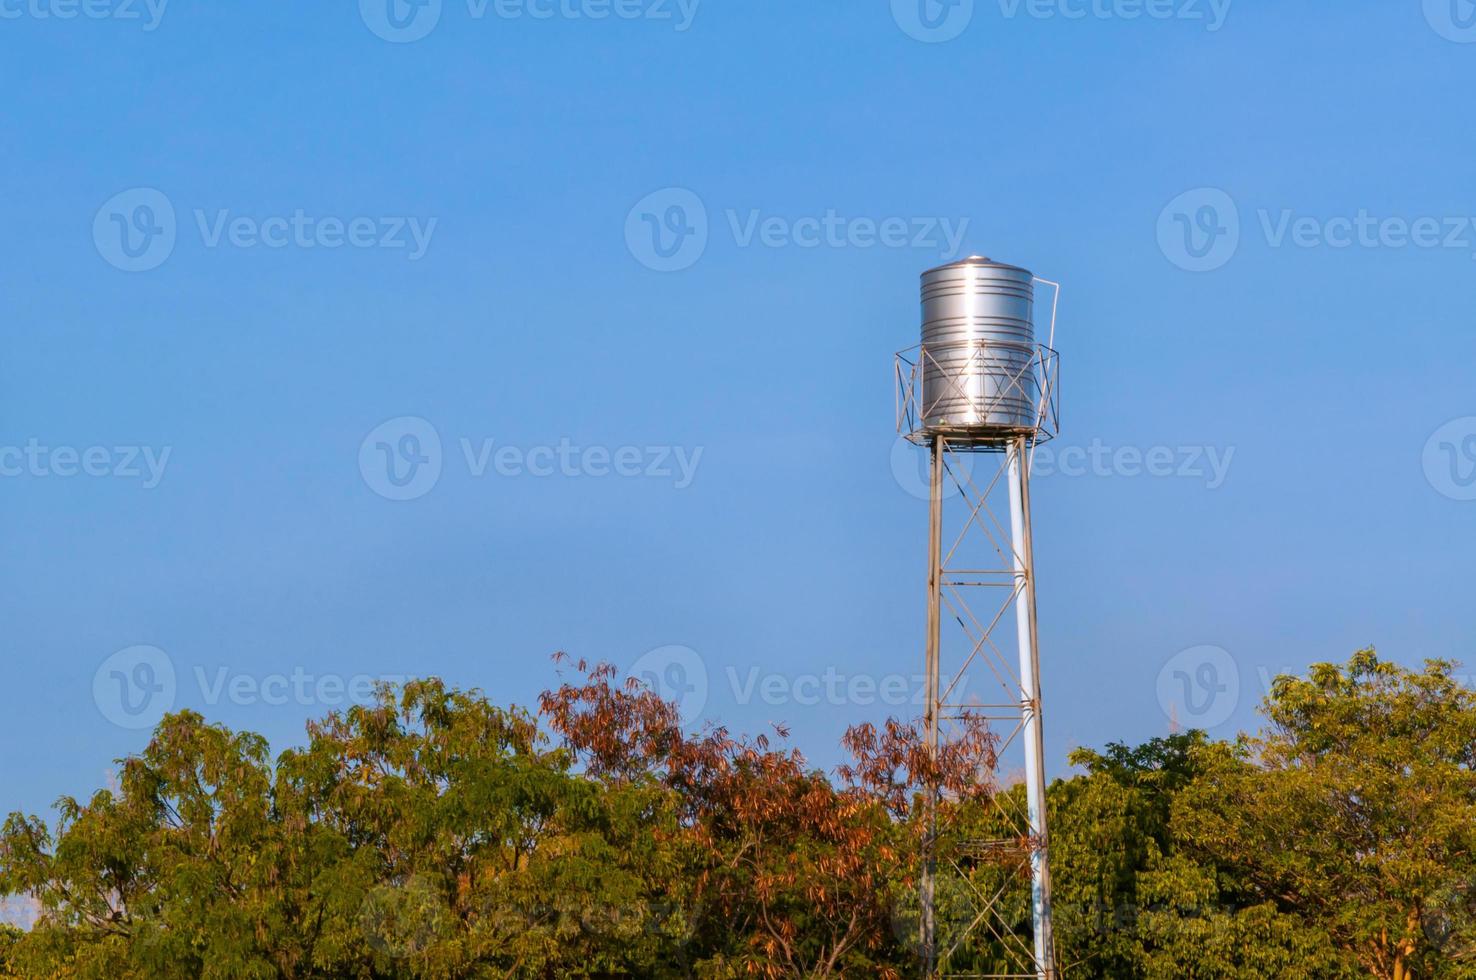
895, 273, 1061, 980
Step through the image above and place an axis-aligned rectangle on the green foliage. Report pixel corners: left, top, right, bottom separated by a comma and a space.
1043, 650, 1476, 980
0, 679, 692, 979
1174, 650, 1476, 980
878, 651, 1476, 979
2, 650, 1472, 979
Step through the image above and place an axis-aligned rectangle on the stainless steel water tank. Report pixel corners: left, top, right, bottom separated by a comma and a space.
920, 256, 1037, 434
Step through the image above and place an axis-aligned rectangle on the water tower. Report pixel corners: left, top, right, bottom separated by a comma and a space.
895, 256, 1061, 979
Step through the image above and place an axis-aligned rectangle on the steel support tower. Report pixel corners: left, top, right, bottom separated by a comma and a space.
896, 258, 1061, 979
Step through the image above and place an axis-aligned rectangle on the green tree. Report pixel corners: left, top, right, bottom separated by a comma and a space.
0, 679, 689, 978
1062, 732, 1355, 978
6, 649, 1470, 979
0, 661, 1000, 978
1175, 650, 1476, 980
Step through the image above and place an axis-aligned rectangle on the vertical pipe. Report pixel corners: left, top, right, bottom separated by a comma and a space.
1007, 435, 1055, 980
921, 435, 944, 977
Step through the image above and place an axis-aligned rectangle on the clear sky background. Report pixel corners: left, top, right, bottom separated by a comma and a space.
3, 0, 1475, 820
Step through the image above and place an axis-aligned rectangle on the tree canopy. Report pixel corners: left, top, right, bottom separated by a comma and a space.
2, 649, 1472, 979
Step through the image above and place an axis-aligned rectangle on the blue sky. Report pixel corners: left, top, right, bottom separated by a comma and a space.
3, 0, 1475, 819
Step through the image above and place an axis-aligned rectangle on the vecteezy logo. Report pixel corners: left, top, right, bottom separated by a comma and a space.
1426, 0, 1476, 42
360, 0, 442, 42
359, 875, 450, 958
359, 416, 443, 501
93, 645, 176, 730
1422, 883, 1476, 951
1423, 417, 1476, 501
93, 188, 177, 272
1156, 645, 1239, 729
624, 188, 708, 272
889, 434, 971, 502
1157, 188, 1240, 272
891, 0, 974, 42
629, 644, 708, 725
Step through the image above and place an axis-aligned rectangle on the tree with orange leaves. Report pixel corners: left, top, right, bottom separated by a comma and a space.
540, 655, 999, 979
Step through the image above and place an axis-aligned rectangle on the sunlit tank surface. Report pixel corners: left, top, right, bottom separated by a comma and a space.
919, 256, 1037, 437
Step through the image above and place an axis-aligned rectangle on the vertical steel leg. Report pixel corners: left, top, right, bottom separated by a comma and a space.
921, 435, 944, 977
1007, 435, 1055, 980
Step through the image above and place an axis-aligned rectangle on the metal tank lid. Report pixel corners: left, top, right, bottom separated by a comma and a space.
921, 255, 1032, 276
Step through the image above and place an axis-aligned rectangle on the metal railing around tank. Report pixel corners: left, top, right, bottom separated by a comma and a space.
895, 340, 1060, 450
